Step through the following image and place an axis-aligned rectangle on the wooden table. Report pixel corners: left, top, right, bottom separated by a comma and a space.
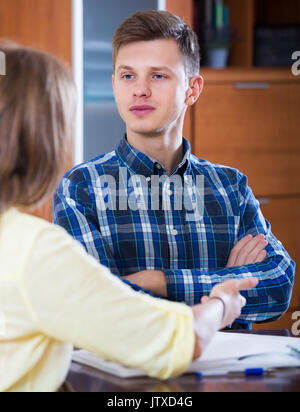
66, 330, 300, 393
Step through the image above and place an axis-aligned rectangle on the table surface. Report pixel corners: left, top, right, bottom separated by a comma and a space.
66, 330, 300, 392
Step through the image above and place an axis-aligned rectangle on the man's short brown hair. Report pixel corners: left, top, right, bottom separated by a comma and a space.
0, 43, 76, 214
113, 10, 200, 79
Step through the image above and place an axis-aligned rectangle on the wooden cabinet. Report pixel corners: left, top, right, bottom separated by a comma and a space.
194, 68, 300, 197
193, 67, 300, 332
259, 197, 300, 310
189, 0, 300, 332
253, 196, 300, 332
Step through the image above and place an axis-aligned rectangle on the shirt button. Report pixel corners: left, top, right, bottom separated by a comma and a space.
171, 229, 178, 236
156, 164, 162, 170
146, 177, 151, 182
166, 189, 173, 196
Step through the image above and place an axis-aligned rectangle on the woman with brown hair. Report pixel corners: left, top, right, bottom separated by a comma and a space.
0, 43, 257, 392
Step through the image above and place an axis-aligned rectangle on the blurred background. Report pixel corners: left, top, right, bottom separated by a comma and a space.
0, 0, 299, 333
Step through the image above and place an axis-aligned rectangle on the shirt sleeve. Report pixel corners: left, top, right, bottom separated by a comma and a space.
18, 224, 195, 380
53, 169, 158, 297
165, 172, 296, 324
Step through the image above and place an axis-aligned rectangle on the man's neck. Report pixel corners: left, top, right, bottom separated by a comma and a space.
126, 130, 184, 176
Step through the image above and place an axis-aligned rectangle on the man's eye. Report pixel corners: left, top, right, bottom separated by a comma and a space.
153, 74, 165, 80
122, 74, 134, 80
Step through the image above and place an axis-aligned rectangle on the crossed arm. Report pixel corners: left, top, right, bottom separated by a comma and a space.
123, 233, 269, 297
124, 176, 295, 323
124, 228, 295, 324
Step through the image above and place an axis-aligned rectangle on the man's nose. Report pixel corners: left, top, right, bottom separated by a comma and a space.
133, 79, 151, 98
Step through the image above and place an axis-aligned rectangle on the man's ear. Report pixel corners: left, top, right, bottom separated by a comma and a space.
185, 75, 204, 106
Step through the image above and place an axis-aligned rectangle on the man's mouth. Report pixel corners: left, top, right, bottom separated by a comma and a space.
129, 105, 155, 116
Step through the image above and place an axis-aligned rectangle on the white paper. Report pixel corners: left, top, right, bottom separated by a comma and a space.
72, 332, 300, 378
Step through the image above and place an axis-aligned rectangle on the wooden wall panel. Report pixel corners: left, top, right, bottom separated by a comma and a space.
0, 0, 71, 64
194, 81, 300, 197
0, 0, 72, 221
166, 0, 194, 27
258, 197, 300, 311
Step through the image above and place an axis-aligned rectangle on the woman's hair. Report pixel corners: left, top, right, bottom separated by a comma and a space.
0, 42, 76, 214
113, 10, 200, 79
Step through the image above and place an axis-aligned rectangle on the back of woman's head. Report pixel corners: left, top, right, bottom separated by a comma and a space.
0, 42, 76, 213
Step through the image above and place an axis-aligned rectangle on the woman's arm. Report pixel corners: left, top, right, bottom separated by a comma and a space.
18, 223, 195, 380
18, 221, 257, 378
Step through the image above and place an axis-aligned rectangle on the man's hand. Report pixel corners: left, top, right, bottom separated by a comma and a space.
200, 234, 267, 305
226, 234, 268, 268
123, 270, 167, 297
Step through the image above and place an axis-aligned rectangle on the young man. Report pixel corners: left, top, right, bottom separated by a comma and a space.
53, 11, 295, 329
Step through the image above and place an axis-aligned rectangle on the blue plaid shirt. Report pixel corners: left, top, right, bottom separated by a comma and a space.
53, 136, 295, 327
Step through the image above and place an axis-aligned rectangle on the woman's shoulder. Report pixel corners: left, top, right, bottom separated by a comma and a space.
2, 208, 69, 242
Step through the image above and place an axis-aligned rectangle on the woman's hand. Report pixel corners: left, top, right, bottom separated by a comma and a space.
192, 277, 258, 359
208, 277, 259, 329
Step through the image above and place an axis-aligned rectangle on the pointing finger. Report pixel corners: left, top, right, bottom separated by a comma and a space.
236, 277, 259, 291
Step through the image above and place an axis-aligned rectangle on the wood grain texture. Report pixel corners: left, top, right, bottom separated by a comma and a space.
200, 67, 300, 83
194, 81, 300, 197
0, 0, 71, 64
259, 196, 300, 309
166, 0, 194, 27
224, 0, 254, 67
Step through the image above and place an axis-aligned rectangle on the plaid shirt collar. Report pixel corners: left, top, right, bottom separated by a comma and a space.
116, 135, 192, 178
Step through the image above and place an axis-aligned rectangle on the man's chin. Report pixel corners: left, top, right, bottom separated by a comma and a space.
130, 127, 165, 137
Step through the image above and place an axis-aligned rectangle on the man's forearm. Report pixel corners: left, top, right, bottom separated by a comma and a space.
123, 270, 167, 297
164, 253, 295, 322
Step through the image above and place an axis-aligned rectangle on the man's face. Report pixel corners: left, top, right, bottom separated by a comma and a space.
112, 39, 190, 137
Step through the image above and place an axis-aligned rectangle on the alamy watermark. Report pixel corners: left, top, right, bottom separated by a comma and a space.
291, 51, 300, 76
94, 169, 205, 222
0, 51, 5, 76
291, 311, 300, 337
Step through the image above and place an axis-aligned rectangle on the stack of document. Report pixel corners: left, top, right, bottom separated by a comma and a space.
72, 332, 300, 378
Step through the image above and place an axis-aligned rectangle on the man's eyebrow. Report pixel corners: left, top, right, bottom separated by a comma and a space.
117, 65, 134, 72
117, 65, 173, 73
149, 66, 172, 72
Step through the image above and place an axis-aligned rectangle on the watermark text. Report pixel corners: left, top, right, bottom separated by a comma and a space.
291, 311, 300, 337
291, 51, 300, 76
94, 169, 205, 222
0, 51, 5, 76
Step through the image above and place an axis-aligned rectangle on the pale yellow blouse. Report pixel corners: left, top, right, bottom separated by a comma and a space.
0, 209, 194, 392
